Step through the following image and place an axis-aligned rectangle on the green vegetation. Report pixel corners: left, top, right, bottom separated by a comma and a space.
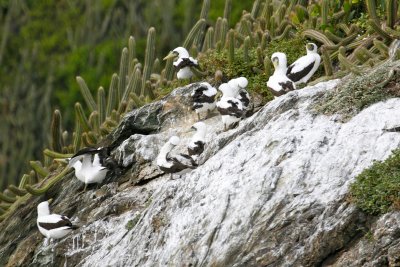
314, 59, 400, 121
350, 149, 400, 215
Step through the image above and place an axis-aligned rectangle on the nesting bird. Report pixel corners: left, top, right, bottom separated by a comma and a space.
68, 147, 118, 191
163, 47, 199, 80
227, 77, 251, 112
188, 122, 207, 159
190, 82, 217, 121
37, 200, 77, 240
216, 83, 245, 131
287, 43, 321, 85
267, 52, 296, 96
156, 136, 197, 176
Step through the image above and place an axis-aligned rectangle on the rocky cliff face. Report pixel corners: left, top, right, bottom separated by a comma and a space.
1, 80, 400, 267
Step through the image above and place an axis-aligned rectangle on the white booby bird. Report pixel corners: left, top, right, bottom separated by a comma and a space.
68, 147, 118, 191
267, 52, 296, 96
216, 83, 245, 131
163, 47, 199, 80
287, 43, 321, 85
190, 82, 217, 120
37, 200, 77, 239
188, 122, 207, 159
156, 136, 197, 176
227, 77, 251, 111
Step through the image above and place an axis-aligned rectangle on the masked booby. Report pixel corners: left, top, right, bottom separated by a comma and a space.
37, 200, 77, 239
228, 77, 251, 111
267, 52, 296, 96
287, 43, 321, 85
68, 147, 118, 191
157, 136, 197, 176
188, 122, 207, 159
163, 47, 199, 80
190, 82, 217, 121
216, 83, 245, 131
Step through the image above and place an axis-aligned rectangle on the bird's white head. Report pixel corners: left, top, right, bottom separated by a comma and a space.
218, 83, 235, 97
271, 52, 287, 70
236, 77, 248, 88
163, 47, 189, 60
306, 43, 318, 53
200, 82, 212, 89
37, 200, 51, 217
168, 136, 181, 146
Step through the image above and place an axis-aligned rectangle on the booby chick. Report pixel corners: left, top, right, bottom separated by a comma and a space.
37, 200, 77, 240
188, 122, 207, 160
68, 147, 118, 191
190, 82, 217, 120
163, 47, 199, 80
287, 43, 321, 85
267, 52, 296, 96
157, 136, 197, 177
216, 83, 245, 131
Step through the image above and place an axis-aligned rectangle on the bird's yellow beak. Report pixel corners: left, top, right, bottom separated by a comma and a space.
272, 58, 279, 68
163, 51, 178, 61
48, 198, 53, 204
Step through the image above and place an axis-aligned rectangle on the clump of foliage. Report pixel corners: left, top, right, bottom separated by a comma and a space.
350, 149, 400, 215
314, 59, 400, 121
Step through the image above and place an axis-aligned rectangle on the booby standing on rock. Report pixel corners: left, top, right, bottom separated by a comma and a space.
163, 47, 200, 80
37, 200, 77, 240
227, 77, 251, 112
68, 147, 118, 191
267, 52, 296, 96
216, 83, 245, 131
157, 136, 197, 177
190, 82, 217, 121
188, 122, 207, 159
287, 43, 321, 85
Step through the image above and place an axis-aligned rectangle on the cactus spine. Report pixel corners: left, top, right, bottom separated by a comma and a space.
106, 73, 118, 117
183, 19, 206, 50
76, 76, 97, 112
228, 29, 235, 64
142, 27, 156, 94
118, 48, 129, 102
51, 110, 63, 152
97, 87, 106, 125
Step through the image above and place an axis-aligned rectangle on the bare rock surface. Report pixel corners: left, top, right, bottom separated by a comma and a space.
1, 80, 400, 266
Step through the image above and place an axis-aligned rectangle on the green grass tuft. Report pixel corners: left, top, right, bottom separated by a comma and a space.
314, 60, 400, 121
350, 148, 400, 215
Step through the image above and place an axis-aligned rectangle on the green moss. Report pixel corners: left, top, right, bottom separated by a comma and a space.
350, 148, 400, 215
125, 212, 141, 231
314, 60, 400, 121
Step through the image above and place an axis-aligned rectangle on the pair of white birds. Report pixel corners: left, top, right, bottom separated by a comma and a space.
267, 43, 321, 96
37, 147, 119, 240
190, 77, 250, 131
156, 121, 207, 175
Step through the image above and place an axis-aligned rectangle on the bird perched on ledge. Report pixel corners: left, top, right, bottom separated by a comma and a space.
217, 83, 245, 131
188, 122, 207, 160
163, 47, 200, 80
37, 200, 77, 240
190, 82, 217, 121
267, 52, 296, 97
68, 147, 118, 191
157, 136, 197, 177
287, 43, 321, 85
